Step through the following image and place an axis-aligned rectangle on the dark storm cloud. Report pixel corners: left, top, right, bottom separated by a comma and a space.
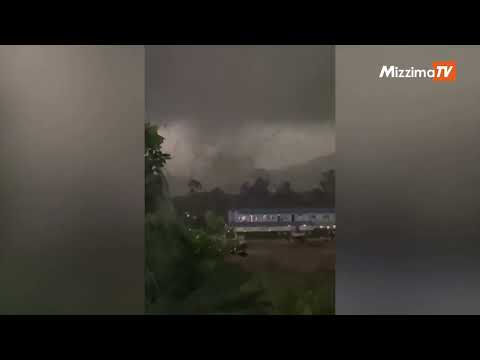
147, 45, 333, 132
146, 45, 334, 194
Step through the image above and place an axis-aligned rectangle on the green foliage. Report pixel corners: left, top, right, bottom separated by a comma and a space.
276, 289, 299, 314
145, 123, 270, 314
204, 210, 226, 235
145, 122, 171, 214
190, 228, 225, 258
145, 217, 271, 314
250, 266, 335, 315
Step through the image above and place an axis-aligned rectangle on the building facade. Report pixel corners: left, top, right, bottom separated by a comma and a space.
228, 208, 335, 233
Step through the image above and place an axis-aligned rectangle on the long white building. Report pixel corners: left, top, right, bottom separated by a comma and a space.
227, 208, 335, 233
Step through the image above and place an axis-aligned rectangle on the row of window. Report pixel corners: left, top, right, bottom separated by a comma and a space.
235, 214, 331, 223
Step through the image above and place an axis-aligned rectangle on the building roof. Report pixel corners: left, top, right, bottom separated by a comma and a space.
230, 222, 294, 227
230, 208, 335, 214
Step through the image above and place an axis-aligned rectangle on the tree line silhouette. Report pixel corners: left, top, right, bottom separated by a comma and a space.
174, 171, 335, 221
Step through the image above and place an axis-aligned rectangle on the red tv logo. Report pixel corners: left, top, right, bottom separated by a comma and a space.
379, 61, 457, 81
432, 61, 456, 81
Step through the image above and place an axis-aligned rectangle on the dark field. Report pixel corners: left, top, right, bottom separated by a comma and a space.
226, 238, 335, 315
227, 237, 335, 272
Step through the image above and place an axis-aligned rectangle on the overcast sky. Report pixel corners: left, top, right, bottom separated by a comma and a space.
146, 45, 334, 192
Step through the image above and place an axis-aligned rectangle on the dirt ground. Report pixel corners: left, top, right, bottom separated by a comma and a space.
226, 237, 335, 273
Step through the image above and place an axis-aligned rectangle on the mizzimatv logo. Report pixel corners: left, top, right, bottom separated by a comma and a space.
379, 61, 456, 81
